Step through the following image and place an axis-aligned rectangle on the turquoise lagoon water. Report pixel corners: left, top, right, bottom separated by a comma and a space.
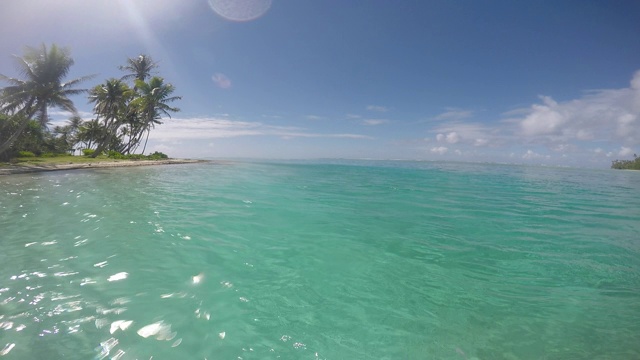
1, 160, 639, 359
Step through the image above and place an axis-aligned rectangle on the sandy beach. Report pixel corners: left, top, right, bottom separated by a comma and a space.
0, 159, 210, 176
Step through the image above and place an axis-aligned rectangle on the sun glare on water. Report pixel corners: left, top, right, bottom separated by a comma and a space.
208, 0, 273, 22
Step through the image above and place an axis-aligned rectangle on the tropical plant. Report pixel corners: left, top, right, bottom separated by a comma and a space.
119, 54, 158, 83
17, 150, 36, 157
0, 44, 92, 156
88, 78, 132, 157
65, 115, 84, 153
131, 77, 181, 153
8, 118, 46, 155
51, 124, 73, 152
116, 108, 145, 154
0, 49, 180, 162
76, 118, 104, 150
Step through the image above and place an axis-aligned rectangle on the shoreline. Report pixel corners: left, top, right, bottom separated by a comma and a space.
0, 158, 211, 176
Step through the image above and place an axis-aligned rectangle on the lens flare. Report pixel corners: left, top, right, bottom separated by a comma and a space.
208, 0, 273, 22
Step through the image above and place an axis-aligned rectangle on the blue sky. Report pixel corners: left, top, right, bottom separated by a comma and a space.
1, 0, 639, 167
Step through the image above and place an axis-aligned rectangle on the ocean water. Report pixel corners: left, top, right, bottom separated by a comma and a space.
1, 160, 639, 360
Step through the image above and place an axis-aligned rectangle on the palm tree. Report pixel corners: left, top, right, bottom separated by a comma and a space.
62, 115, 84, 154
119, 55, 158, 83
52, 124, 73, 152
67, 115, 83, 132
118, 107, 145, 154
132, 77, 181, 153
0, 44, 93, 156
88, 78, 132, 157
76, 119, 104, 150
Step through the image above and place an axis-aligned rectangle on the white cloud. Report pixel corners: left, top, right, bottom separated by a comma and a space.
149, 117, 373, 141
362, 119, 388, 126
346, 114, 362, 119
434, 108, 474, 121
420, 70, 640, 166
513, 71, 640, 146
551, 143, 572, 153
152, 118, 263, 139
282, 133, 371, 139
306, 115, 323, 120
148, 143, 175, 154
49, 110, 94, 119
46, 110, 94, 128
432, 123, 497, 147
618, 146, 634, 157
522, 149, 543, 159
212, 73, 231, 89
436, 132, 460, 144
366, 105, 388, 112
430, 146, 448, 155
519, 96, 565, 136
501, 107, 531, 117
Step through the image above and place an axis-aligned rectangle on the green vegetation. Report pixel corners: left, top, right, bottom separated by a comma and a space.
82, 149, 95, 157
611, 154, 640, 170
7, 154, 170, 168
107, 150, 168, 160
17, 150, 35, 157
0, 44, 93, 158
0, 44, 180, 163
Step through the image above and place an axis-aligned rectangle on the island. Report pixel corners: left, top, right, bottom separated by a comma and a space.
1, 44, 189, 171
611, 154, 640, 170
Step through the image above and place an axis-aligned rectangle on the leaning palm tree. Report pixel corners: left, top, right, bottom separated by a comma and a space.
0, 44, 93, 156
131, 77, 181, 154
119, 55, 158, 83
88, 78, 132, 157
117, 106, 145, 154
76, 119, 104, 150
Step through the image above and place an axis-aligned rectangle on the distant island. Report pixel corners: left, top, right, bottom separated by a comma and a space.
611, 154, 640, 170
0, 43, 181, 166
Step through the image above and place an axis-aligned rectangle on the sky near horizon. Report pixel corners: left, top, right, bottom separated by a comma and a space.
1, 0, 639, 167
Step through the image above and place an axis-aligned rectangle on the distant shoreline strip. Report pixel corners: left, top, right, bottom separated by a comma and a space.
0, 159, 212, 176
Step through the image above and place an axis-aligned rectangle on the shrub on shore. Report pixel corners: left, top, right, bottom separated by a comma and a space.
148, 151, 168, 160
18, 151, 35, 158
107, 150, 169, 160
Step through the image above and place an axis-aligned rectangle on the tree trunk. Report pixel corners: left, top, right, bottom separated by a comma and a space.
141, 128, 151, 155
0, 116, 31, 156
0, 100, 37, 157
91, 118, 116, 158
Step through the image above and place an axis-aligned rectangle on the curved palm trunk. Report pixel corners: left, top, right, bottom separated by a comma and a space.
141, 128, 151, 154
91, 117, 117, 158
0, 116, 31, 156
122, 132, 139, 154
0, 102, 37, 157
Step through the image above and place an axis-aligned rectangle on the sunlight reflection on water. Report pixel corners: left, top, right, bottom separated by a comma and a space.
0, 162, 639, 359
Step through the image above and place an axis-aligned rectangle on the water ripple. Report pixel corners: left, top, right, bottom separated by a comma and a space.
0, 162, 639, 359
